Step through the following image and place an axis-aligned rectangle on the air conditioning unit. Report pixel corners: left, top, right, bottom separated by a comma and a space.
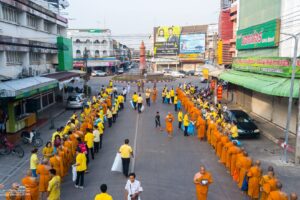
28, 67, 34, 77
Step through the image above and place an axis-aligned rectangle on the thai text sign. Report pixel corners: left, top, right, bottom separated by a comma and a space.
236, 19, 280, 50
233, 57, 300, 77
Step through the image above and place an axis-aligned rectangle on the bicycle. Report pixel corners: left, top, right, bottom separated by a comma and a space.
21, 130, 43, 147
0, 134, 24, 158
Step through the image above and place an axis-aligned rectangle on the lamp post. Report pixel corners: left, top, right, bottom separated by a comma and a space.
281, 32, 300, 163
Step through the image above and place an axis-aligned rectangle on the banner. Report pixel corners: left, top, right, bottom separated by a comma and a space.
154, 26, 181, 56
236, 19, 280, 50
233, 57, 300, 77
179, 34, 205, 54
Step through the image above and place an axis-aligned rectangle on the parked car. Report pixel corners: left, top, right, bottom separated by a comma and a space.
170, 71, 185, 78
186, 70, 195, 76
223, 110, 260, 138
178, 70, 187, 75
194, 70, 202, 76
91, 70, 107, 77
66, 93, 86, 109
117, 68, 124, 74
162, 68, 173, 75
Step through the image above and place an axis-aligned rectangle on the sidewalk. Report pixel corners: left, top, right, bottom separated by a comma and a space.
0, 102, 70, 186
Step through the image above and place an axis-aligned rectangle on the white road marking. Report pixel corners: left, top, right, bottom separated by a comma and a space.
131, 113, 140, 172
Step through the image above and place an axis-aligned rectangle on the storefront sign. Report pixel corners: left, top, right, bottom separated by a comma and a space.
233, 57, 300, 77
154, 26, 181, 56
236, 19, 280, 50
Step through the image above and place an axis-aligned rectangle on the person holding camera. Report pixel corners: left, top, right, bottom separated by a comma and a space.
193, 165, 213, 200
124, 173, 143, 200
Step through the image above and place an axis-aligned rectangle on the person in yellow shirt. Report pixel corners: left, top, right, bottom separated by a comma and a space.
119, 139, 134, 177
106, 108, 113, 128
166, 90, 171, 104
137, 94, 143, 113
85, 128, 95, 160
42, 141, 54, 159
30, 148, 39, 178
174, 94, 178, 112
112, 106, 117, 123
118, 95, 124, 110
51, 128, 61, 143
178, 109, 183, 130
97, 122, 104, 149
47, 169, 61, 200
145, 89, 151, 107
183, 113, 189, 136
75, 148, 87, 188
132, 92, 138, 110
162, 90, 166, 104
230, 122, 239, 139
170, 88, 175, 103
94, 184, 113, 200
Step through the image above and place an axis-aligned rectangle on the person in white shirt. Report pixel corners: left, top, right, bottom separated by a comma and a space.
93, 125, 100, 153
125, 173, 143, 200
122, 87, 128, 102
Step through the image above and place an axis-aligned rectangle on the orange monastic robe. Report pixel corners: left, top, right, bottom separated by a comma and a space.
49, 155, 64, 178
267, 191, 288, 200
196, 116, 206, 139
36, 164, 51, 192
221, 141, 233, 164
152, 89, 157, 103
247, 166, 262, 199
165, 114, 175, 134
216, 136, 228, 158
260, 176, 278, 200
194, 172, 213, 200
237, 156, 252, 188
226, 145, 240, 170
21, 176, 39, 200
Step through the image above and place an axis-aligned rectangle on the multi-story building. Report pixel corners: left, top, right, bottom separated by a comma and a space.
0, 0, 68, 79
68, 29, 131, 73
229, 0, 238, 58
0, 0, 75, 134
220, 0, 300, 138
206, 24, 218, 63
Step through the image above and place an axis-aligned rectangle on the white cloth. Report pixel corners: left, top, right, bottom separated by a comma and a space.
93, 130, 100, 142
123, 89, 127, 95
127, 84, 131, 94
111, 153, 122, 172
125, 180, 143, 200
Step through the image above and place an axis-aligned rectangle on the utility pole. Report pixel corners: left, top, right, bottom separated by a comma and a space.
281, 32, 300, 163
294, 35, 300, 165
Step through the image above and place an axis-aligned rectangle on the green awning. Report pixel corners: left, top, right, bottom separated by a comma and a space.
220, 70, 300, 98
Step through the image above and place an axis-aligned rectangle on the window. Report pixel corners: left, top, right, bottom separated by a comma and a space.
102, 50, 108, 57
30, 52, 40, 64
101, 40, 107, 45
44, 21, 51, 32
46, 54, 53, 64
86, 39, 91, 44
27, 14, 38, 29
42, 94, 48, 108
95, 50, 100, 57
57, 25, 64, 35
94, 40, 100, 44
76, 50, 81, 58
2, 4, 18, 23
6, 51, 22, 65
75, 39, 81, 43
48, 93, 54, 104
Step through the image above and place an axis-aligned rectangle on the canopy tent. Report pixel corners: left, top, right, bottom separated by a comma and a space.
219, 70, 299, 98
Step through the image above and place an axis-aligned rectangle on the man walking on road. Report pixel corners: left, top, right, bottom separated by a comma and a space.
178, 109, 183, 129
119, 139, 134, 177
125, 173, 143, 200
94, 184, 113, 200
137, 94, 143, 113
74, 148, 87, 189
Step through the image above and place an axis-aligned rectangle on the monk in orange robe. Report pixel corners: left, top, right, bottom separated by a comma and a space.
260, 170, 278, 200
196, 116, 206, 140
232, 150, 245, 181
237, 152, 252, 189
6, 183, 24, 200
225, 141, 240, 169
267, 182, 288, 200
58, 147, 67, 177
247, 160, 262, 199
36, 159, 51, 199
221, 141, 233, 164
194, 166, 213, 200
213, 128, 222, 150
211, 125, 220, 149
216, 135, 229, 158
165, 112, 175, 137
49, 153, 64, 178
106, 97, 112, 108
21, 170, 39, 200
152, 87, 157, 103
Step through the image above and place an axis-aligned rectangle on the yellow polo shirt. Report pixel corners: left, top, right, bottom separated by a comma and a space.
48, 175, 61, 200
84, 132, 95, 148
76, 153, 87, 171
95, 193, 113, 200
119, 144, 133, 158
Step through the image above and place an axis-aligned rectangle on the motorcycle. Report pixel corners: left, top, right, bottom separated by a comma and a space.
21, 130, 43, 147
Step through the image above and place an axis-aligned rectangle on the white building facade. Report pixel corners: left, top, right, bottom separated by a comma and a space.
67, 29, 113, 59
0, 0, 68, 80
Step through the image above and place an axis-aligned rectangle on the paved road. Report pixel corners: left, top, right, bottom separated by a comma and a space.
60, 76, 245, 200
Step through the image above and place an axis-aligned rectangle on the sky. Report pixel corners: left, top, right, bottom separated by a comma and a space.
65, 0, 220, 49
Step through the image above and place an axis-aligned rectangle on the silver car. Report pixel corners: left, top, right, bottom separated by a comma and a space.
66, 94, 85, 109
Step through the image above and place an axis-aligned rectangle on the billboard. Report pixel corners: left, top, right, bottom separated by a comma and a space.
233, 57, 300, 77
179, 34, 205, 54
154, 26, 181, 56
236, 19, 281, 50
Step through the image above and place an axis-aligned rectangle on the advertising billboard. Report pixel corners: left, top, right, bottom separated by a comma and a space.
179, 34, 206, 54
236, 19, 281, 50
154, 26, 181, 56
233, 57, 300, 77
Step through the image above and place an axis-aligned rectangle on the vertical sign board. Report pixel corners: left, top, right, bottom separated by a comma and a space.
57, 37, 73, 71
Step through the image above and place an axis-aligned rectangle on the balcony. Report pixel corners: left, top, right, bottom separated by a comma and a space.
229, 38, 236, 44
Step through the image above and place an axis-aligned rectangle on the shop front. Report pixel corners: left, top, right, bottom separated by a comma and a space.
0, 77, 58, 134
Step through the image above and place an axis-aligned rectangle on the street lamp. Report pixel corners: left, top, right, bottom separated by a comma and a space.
281, 32, 300, 163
